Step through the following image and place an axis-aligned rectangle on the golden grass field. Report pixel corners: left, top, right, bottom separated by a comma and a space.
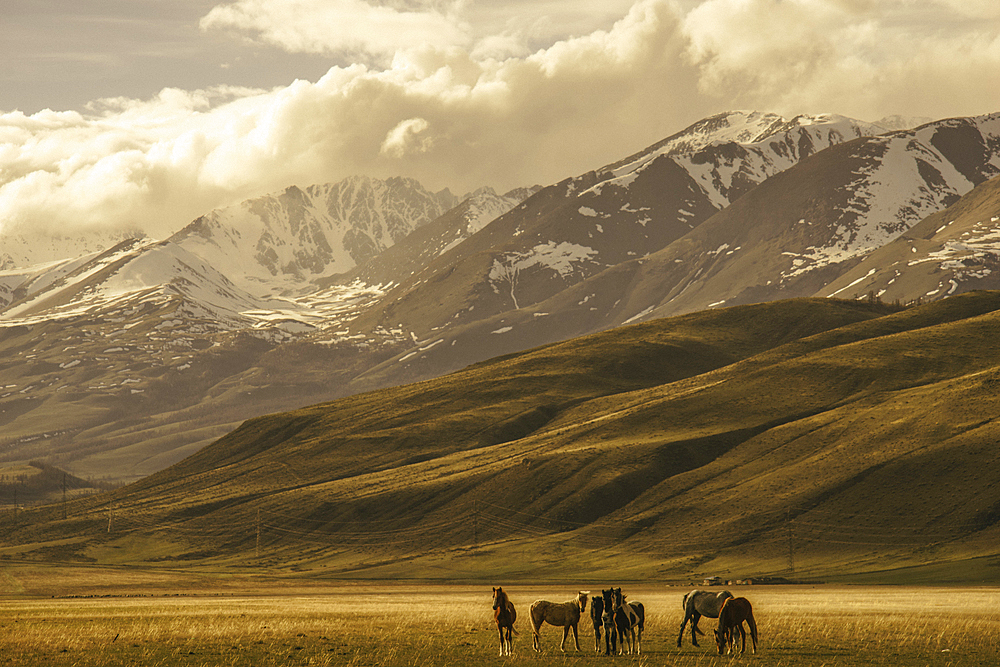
0, 580, 997, 666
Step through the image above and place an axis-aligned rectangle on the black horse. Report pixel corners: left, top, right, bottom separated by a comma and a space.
601, 589, 618, 655
589, 589, 604, 652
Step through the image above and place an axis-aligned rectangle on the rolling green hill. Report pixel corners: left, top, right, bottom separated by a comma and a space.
3, 294, 999, 584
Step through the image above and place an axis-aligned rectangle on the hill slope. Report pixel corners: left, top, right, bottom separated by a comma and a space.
4, 293, 999, 583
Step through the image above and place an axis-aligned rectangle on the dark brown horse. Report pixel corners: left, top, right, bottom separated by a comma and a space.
714, 597, 758, 655
492, 587, 517, 656
678, 589, 733, 647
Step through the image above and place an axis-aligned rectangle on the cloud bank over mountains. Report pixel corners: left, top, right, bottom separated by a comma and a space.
2, 0, 998, 240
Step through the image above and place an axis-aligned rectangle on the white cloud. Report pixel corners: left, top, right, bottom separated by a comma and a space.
1, 0, 998, 243
681, 0, 1000, 121
380, 117, 432, 158
200, 0, 470, 58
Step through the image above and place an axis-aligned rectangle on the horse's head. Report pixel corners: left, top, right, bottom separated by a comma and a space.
492, 587, 506, 610
578, 591, 590, 612
613, 587, 624, 608
715, 628, 726, 654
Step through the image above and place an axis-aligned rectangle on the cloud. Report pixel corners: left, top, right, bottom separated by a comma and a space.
200, 0, 470, 59
2, 0, 998, 243
380, 117, 432, 158
1, 0, 703, 240
680, 0, 1000, 120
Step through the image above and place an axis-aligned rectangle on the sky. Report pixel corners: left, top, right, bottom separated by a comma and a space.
2, 0, 999, 240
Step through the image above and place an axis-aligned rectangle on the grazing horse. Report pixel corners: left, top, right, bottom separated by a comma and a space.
714, 597, 758, 656
529, 591, 589, 652
589, 589, 604, 652
492, 587, 517, 656
612, 588, 644, 655
601, 589, 618, 655
677, 589, 733, 647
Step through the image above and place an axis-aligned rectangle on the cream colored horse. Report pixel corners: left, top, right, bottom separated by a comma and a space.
529, 591, 589, 652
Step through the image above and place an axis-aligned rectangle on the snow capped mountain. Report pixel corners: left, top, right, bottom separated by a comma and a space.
0, 228, 148, 273
3, 108, 999, 484
342, 184, 542, 288
522, 112, 1000, 325
0, 238, 271, 330
346, 112, 900, 341
169, 176, 459, 296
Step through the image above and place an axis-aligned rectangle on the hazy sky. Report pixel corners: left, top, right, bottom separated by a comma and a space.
2, 0, 999, 239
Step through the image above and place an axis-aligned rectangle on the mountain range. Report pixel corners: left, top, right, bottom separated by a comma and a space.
1, 109, 1000, 486
4, 292, 1000, 583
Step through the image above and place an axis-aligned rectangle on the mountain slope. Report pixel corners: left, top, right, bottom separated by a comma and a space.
2, 111, 993, 486
618, 113, 1000, 319
343, 112, 895, 339
169, 176, 459, 296
816, 173, 1000, 302
4, 293, 1000, 583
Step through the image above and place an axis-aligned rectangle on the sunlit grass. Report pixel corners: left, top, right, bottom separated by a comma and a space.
0, 586, 997, 666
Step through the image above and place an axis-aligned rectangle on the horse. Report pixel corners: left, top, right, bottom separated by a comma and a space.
612, 587, 644, 655
677, 589, 733, 647
529, 590, 589, 652
492, 587, 517, 656
601, 589, 618, 655
714, 597, 758, 656
589, 588, 604, 652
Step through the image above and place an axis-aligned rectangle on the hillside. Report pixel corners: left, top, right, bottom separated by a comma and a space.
4, 293, 999, 583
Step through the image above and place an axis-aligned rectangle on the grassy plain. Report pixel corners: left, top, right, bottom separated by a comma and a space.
0, 582, 996, 666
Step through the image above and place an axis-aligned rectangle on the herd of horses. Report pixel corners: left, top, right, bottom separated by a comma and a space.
491, 586, 758, 657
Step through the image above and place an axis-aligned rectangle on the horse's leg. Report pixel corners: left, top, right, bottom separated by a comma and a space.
748, 612, 758, 654
738, 622, 747, 655
530, 612, 542, 653
572, 623, 581, 651
677, 611, 689, 647
691, 611, 702, 646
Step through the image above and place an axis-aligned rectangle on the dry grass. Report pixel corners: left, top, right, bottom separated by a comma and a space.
0, 585, 997, 666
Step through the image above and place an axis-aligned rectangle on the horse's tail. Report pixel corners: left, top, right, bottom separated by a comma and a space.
528, 601, 544, 636
635, 603, 645, 632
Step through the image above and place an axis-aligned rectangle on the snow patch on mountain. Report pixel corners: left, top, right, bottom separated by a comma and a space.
783, 113, 1000, 281
170, 176, 458, 297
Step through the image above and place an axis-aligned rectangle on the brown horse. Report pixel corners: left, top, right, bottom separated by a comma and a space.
714, 597, 758, 655
492, 587, 517, 656
529, 591, 589, 652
